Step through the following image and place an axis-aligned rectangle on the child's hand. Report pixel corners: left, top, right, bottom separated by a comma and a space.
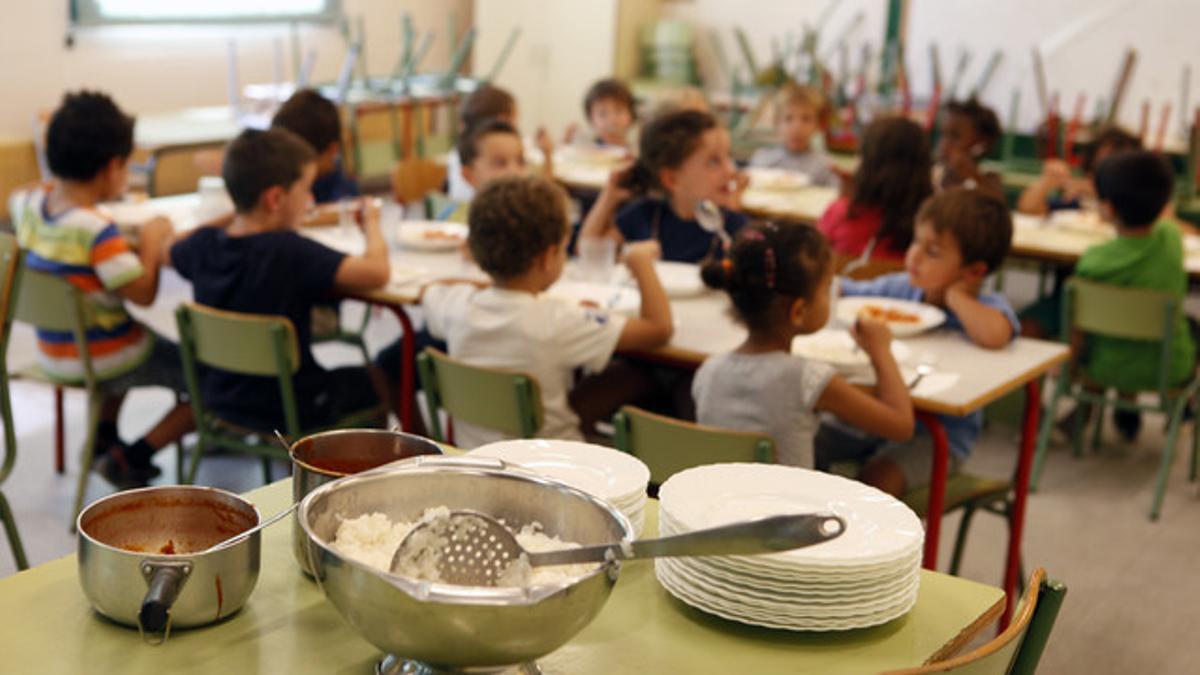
1040, 159, 1072, 190
535, 126, 555, 158
621, 240, 662, 268
603, 159, 637, 203
139, 216, 175, 246
562, 122, 578, 145
851, 316, 893, 358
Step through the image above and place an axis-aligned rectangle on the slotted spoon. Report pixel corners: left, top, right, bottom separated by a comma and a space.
389, 510, 846, 586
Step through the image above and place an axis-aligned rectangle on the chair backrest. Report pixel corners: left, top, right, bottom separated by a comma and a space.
392, 156, 449, 204
416, 348, 543, 443
612, 405, 775, 485
11, 260, 98, 386
1064, 277, 1177, 392
882, 568, 1067, 675
0, 234, 22, 484
175, 303, 303, 433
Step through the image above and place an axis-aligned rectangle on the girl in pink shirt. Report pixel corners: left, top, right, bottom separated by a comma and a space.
818, 117, 932, 261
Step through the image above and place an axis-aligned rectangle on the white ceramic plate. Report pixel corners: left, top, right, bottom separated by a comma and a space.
791, 329, 912, 374
746, 167, 813, 191
397, 221, 468, 251
469, 439, 650, 505
835, 297, 946, 338
659, 464, 923, 568
547, 280, 641, 316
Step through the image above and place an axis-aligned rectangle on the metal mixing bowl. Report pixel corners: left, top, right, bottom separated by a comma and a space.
298, 455, 633, 670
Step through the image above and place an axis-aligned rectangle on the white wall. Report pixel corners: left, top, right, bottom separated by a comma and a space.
475, 0, 618, 138
0, 0, 470, 138
663, 0, 1198, 146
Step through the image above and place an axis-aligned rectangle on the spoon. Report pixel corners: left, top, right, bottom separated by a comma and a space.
197, 503, 299, 556
909, 363, 935, 391
695, 199, 731, 249
389, 510, 846, 586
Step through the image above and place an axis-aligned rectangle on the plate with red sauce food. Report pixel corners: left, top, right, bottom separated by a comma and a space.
835, 297, 946, 338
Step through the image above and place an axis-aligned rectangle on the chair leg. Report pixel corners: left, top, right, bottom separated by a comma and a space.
261, 456, 273, 484
1150, 411, 1185, 521
1071, 393, 1089, 458
0, 491, 29, 570
186, 435, 206, 485
949, 505, 977, 576
175, 441, 185, 485
54, 387, 65, 475
1090, 399, 1106, 452
1189, 396, 1199, 483
1030, 379, 1066, 492
70, 393, 102, 530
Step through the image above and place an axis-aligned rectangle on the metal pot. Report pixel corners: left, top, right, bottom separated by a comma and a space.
290, 429, 442, 575
299, 455, 632, 670
76, 486, 261, 643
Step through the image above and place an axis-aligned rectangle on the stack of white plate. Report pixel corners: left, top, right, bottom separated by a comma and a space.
656, 463, 923, 631
468, 439, 650, 534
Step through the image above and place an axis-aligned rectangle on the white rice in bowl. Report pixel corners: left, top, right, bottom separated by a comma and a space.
331, 507, 600, 587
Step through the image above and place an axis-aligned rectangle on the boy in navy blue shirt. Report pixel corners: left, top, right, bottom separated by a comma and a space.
170, 128, 390, 431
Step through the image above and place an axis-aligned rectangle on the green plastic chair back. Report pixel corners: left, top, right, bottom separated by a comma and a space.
416, 348, 543, 443
883, 568, 1067, 675
611, 405, 775, 486
1065, 277, 1175, 342
0, 234, 29, 569
11, 265, 98, 387
175, 303, 305, 483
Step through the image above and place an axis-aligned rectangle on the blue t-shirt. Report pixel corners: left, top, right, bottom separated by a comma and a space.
615, 198, 747, 263
171, 227, 346, 430
311, 161, 360, 204
840, 272, 1020, 460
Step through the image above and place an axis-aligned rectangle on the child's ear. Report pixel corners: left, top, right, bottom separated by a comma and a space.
1099, 200, 1116, 223
659, 167, 679, 194
261, 185, 285, 213
461, 163, 478, 188
962, 260, 990, 282
788, 297, 808, 327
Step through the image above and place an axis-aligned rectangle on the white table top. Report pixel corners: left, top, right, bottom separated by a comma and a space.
120, 193, 1069, 418
134, 106, 262, 151
1011, 212, 1200, 277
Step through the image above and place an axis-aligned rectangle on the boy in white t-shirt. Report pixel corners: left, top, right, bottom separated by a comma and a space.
421, 175, 673, 447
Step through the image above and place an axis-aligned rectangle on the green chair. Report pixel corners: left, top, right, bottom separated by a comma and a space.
882, 568, 1067, 675
611, 405, 774, 487
416, 348, 543, 444
1030, 278, 1200, 520
902, 474, 1018, 582
175, 303, 386, 484
0, 235, 29, 569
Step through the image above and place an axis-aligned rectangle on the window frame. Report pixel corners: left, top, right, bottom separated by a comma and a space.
69, 0, 342, 26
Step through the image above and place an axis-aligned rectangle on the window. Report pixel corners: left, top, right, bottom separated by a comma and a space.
71, 0, 340, 25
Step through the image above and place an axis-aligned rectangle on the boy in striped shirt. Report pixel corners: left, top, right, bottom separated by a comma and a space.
10, 91, 193, 488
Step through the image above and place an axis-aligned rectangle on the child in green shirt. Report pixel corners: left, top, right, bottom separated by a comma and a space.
1069, 150, 1196, 440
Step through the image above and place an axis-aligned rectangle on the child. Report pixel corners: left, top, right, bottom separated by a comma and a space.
271, 88, 359, 204
818, 116, 933, 261
817, 188, 1019, 496
1017, 126, 1141, 216
578, 109, 747, 263
170, 128, 391, 433
420, 175, 673, 447
748, 84, 839, 188
439, 119, 528, 223
447, 85, 554, 202
566, 78, 637, 148
1060, 150, 1195, 441
936, 98, 1004, 199
693, 223, 914, 468
10, 91, 192, 488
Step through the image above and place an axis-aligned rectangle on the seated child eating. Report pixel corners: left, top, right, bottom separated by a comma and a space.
748, 83, 839, 188
566, 78, 637, 148
818, 116, 933, 261
816, 188, 1019, 495
170, 128, 391, 432
11, 90, 192, 488
271, 88, 359, 204
447, 85, 554, 203
1017, 126, 1141, 216
693, 223, 914, 468
439, 119, 528, 223
936, 98, 1004, 199
579, 109, 747, 263
420, 175, 673, 447
1057, 150, 1196, 441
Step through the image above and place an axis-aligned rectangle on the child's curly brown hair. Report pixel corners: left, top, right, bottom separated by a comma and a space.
468, 175, 570, 281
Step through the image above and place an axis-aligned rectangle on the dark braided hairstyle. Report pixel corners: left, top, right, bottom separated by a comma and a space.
700, 222, 831, 332
621, 109, 718, 193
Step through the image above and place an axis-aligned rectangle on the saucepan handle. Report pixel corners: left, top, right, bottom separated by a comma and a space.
137, 560, 193, 645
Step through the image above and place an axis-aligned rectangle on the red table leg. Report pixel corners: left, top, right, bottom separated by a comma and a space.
378, 304, 416, 432
54, 386, 65, 474
1000, 379, 1042, 629
916, 412, 950, 570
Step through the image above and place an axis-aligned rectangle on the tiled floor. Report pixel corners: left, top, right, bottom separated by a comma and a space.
3, 268, 1200, 674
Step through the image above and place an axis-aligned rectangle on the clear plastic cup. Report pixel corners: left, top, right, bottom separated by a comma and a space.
576, 238, 617, 283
